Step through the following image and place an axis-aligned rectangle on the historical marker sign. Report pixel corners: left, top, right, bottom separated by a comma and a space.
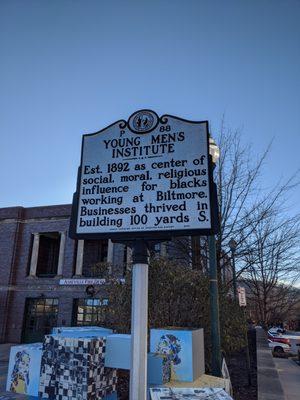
70, 110, 218, 240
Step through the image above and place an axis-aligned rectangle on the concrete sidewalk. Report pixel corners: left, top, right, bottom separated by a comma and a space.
274, 357, 300, 400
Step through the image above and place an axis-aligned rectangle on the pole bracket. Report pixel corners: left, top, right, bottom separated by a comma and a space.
130, 240, 150, 264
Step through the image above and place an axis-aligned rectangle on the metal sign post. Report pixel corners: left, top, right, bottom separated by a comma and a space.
129, 240, 149, 400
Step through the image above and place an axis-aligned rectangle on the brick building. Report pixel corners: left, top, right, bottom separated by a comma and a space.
0, 203, 216, 345
0, 204, 146, 344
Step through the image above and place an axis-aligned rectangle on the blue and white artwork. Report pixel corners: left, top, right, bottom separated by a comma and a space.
104, 334, 171, 384
6, 343, 42, 396
149, 387, 233, 400
148, 353, 171, 384
52, 326, 113, 335
51, 326, 113, 340
39, 335, 117, 399
150, 328, 205, 382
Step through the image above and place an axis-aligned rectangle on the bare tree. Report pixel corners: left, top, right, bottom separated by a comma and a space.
167, 121, 300, 297
215, 120, 300, 269
241, 213, 300, 325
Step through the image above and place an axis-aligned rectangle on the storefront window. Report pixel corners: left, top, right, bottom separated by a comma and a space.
22, 298, 58, 343
73, 298, 108, 326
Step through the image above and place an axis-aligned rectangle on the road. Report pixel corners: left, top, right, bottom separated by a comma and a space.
274, 357, 300, 400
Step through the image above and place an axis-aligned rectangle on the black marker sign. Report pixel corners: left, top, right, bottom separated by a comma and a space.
70, 110, 218, 240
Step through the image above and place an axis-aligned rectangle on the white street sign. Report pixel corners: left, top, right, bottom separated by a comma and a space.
238, 286, 247, 307
59, 278, 105, 285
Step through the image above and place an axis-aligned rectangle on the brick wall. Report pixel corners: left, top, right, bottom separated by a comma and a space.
0, 207, 23, 342
0, 204, 125, 343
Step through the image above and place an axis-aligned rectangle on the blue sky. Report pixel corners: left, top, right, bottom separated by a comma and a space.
0, 0, 299, 214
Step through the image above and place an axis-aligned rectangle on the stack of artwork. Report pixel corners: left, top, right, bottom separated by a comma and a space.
103, 328, 206, 386
149, 328, 233, 400
104, 333, 171, 385
38, 335, 117, 399
6, 328, 117, 400
6, 326, 224, 400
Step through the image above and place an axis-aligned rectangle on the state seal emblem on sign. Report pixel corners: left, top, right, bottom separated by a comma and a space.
128, 109, 159, 134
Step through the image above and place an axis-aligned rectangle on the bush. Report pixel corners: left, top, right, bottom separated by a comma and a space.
102, 257, 247, 371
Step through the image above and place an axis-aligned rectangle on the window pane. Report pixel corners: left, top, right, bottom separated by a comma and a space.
73, 298, 106, 327
36, 233, 60, 277
23, 298, 58, 343
85, 314, 92, 322
82, 240, 108, 277
36, 304, 44, 313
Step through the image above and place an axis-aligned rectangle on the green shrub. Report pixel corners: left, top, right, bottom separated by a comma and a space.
102, 257, 247, 371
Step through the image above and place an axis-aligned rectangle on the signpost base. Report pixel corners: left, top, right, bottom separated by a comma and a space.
129, 240, 149, 400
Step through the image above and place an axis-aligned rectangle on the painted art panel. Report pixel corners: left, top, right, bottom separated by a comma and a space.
149, 387, 233, 400
38, 335, 117, 399
150, 328, 204, 382
6, 343, 42, 396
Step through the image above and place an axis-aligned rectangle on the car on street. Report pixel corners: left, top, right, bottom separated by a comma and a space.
268, 331, 291, 344
268, 339, 291, 355
268, 326, 285, 335
268, 330, 300, 355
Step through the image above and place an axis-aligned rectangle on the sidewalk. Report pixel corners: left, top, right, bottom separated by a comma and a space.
274, 357, 300, 400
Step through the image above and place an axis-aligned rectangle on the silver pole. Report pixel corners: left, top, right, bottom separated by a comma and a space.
129, 241, 149, 400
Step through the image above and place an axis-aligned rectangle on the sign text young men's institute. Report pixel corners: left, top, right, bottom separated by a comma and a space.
70, 110, 217, 240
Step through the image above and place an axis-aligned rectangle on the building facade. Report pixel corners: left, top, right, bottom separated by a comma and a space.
0, 204, 138, 344
0, 203, 213, 344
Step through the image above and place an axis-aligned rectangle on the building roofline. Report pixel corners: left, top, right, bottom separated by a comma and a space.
0, 204, 72, 220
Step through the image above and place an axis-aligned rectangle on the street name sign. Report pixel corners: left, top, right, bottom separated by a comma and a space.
70, 109, 218, 240
59, 278, 125, 285
59, 278, 106, 285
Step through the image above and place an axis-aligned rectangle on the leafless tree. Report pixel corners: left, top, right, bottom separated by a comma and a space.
215, 120, 299, 272
241, 213, 300, 325
168, 120, 299, 284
